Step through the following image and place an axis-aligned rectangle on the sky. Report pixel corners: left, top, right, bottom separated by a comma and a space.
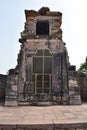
0, 0, 87, 74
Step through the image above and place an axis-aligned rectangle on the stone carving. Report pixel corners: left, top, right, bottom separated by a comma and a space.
23, 82, 33, 99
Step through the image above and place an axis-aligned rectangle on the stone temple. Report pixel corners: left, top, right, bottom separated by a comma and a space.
1, 7, 81, 106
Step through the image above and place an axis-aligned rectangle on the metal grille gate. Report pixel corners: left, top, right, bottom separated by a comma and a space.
32, 49, 52, 94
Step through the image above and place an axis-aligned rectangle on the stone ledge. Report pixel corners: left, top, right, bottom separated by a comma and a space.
0, 122, 87, 129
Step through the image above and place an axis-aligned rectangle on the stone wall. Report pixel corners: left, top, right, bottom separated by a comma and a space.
0, 74, 7, 103
77, 74, 87, 102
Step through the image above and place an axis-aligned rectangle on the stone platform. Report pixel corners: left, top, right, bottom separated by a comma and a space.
0, 104, 87, 129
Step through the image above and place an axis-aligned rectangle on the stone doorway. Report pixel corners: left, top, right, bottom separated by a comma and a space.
32, 49, 52, 95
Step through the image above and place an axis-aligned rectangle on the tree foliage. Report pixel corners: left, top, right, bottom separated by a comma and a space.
78, 57, 87, 74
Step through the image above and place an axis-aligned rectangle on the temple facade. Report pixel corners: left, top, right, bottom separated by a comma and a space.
3, 7, 81, 106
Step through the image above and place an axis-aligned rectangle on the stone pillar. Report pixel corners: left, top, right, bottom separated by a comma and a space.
52, 50, 69, 104
62, 51, 69, 104
5, 70, 18, 106
17, 47, 26, 101
69, 67, 81, 105
52, 52, 62, 94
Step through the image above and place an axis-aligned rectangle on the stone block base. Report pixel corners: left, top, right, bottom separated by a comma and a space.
69, 95, 81, 105
5, 101, 18, 106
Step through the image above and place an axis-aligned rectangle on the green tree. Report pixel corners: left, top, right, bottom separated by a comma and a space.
78, 57, 87, 74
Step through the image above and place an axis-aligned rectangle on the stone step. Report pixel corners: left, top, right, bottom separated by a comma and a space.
18, 101, 53, 106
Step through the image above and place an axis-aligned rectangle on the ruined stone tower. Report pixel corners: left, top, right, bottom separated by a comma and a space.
5, 7, 81, 106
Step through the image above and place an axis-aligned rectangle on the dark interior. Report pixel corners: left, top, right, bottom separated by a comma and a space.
36, 21, 49, 35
